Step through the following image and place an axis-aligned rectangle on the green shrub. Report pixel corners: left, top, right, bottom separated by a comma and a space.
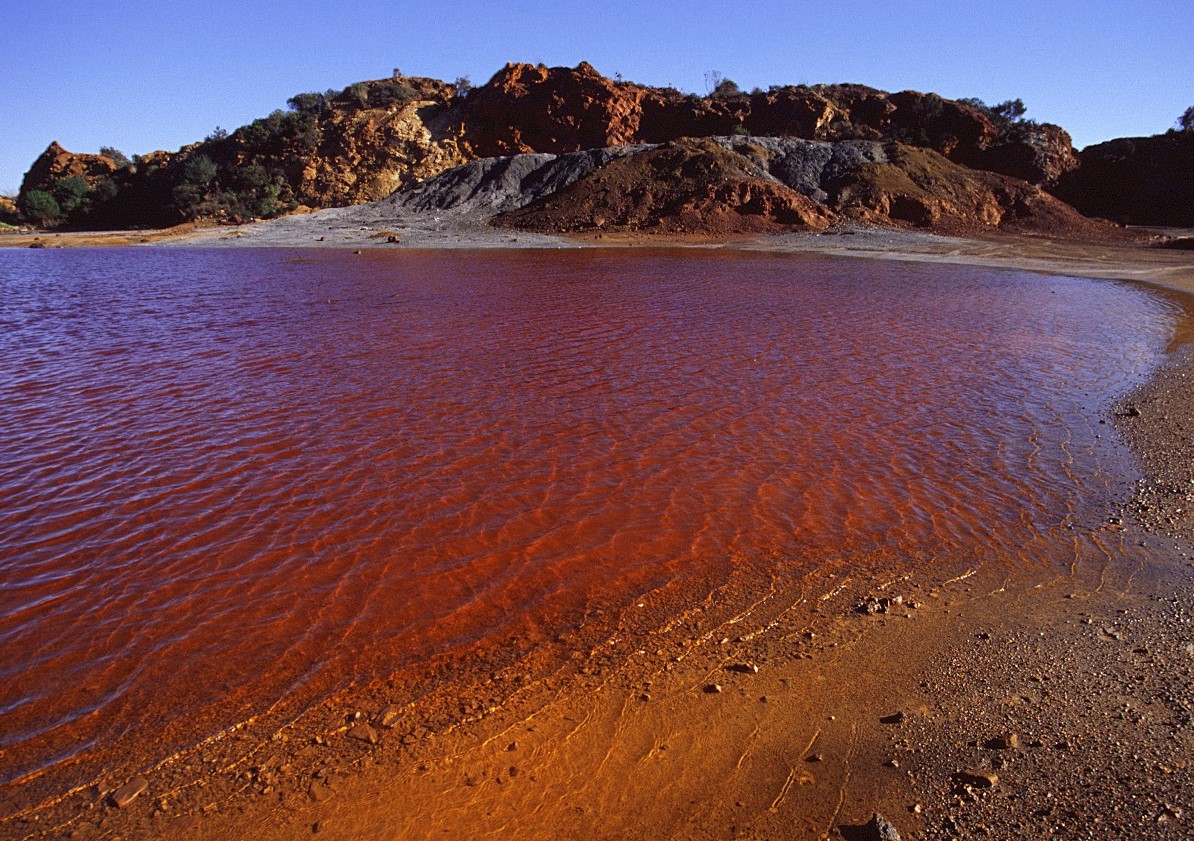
91, 177, 119, 203
287, 92, 328, 113
236, 163, 270, 191
711, 78, 741, 99
99, 146, 132, 168
20, 190, 61, 224
181, 154, 218, 186
340, 83, 369, 107
367, 80, 417, 107
50, 177, 91, 214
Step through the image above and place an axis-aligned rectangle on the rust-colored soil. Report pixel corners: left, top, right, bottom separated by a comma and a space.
0, 222, 217, 249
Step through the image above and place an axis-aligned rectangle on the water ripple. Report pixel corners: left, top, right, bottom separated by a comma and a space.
0, 247, 1179, 797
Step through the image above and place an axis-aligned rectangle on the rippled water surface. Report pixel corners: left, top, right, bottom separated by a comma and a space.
0, 247, 1179, 803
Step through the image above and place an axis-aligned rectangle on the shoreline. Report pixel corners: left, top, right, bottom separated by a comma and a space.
2, 228, 1193, 839
4, 218, 1194, 293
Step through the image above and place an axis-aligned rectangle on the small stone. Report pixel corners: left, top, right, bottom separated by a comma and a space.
110, 778, 148, 809
984, 732, 1020, 750
347, 723, 379, 745
880, 711, 907, 725
308, 782, 333, 803
854, 811, 901, 841
704, 684, 722, 694
728, 662, 759, 674
953, 768, 999, 789
806, 753, 824, 763
377, 706, 402, 729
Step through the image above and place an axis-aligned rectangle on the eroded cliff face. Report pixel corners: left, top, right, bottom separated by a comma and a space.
292, 99, 468, 207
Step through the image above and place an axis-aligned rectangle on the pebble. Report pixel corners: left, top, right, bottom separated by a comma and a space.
377, 706, 402, 729
953, 768, 999, 789
347, 722, 379, 745
110, 777, 148, 809
704, 684, 723, 694
985, 732, 1020, 750
880, 711, 907, 725
728, 662, 760, 674
855, 811, 901, 840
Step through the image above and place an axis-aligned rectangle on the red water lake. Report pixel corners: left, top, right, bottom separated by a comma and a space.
0, 247, 1180, 809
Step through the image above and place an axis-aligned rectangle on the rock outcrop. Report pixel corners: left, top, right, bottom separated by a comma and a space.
0, 195, 18, 225
460, 63, 1075, 186
20, 142, 119, 197
286, 78, 468, 207
970, 122, 1080, 187
1055, 133, 1194, 226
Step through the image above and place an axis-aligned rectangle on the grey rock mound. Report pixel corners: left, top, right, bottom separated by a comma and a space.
372, 145, 655, 217
707, 137, 889, 202
367, 137, 890, 222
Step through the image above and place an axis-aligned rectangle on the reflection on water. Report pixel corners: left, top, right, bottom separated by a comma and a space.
0, 247, 1179, 803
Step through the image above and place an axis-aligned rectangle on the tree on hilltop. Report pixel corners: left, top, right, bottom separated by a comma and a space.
1179, 106, 1194, 133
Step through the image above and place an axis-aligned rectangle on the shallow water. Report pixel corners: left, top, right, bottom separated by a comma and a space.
0, 247, 1179, 803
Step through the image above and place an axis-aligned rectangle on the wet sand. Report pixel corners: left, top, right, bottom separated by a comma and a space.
2, 223, 1193, 840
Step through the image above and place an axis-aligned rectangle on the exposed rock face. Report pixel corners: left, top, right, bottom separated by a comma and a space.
459, 63, 1073, 186
493, 137, 1123, 240
495, 138, 835, 235
20, 142, 118, 196
0, 195, 18, 225
463, 62, 647, 155
292, 98, 468, 207
1055, 133, 1194, 226
972, 123, 1080, 187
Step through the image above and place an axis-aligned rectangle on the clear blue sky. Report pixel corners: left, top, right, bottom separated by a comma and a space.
2, 0, 1191, 195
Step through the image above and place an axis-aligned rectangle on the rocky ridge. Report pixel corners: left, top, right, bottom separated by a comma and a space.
16, 62, 1086, 231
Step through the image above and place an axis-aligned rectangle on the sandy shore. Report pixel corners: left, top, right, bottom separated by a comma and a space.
2, 221, 1193, 840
